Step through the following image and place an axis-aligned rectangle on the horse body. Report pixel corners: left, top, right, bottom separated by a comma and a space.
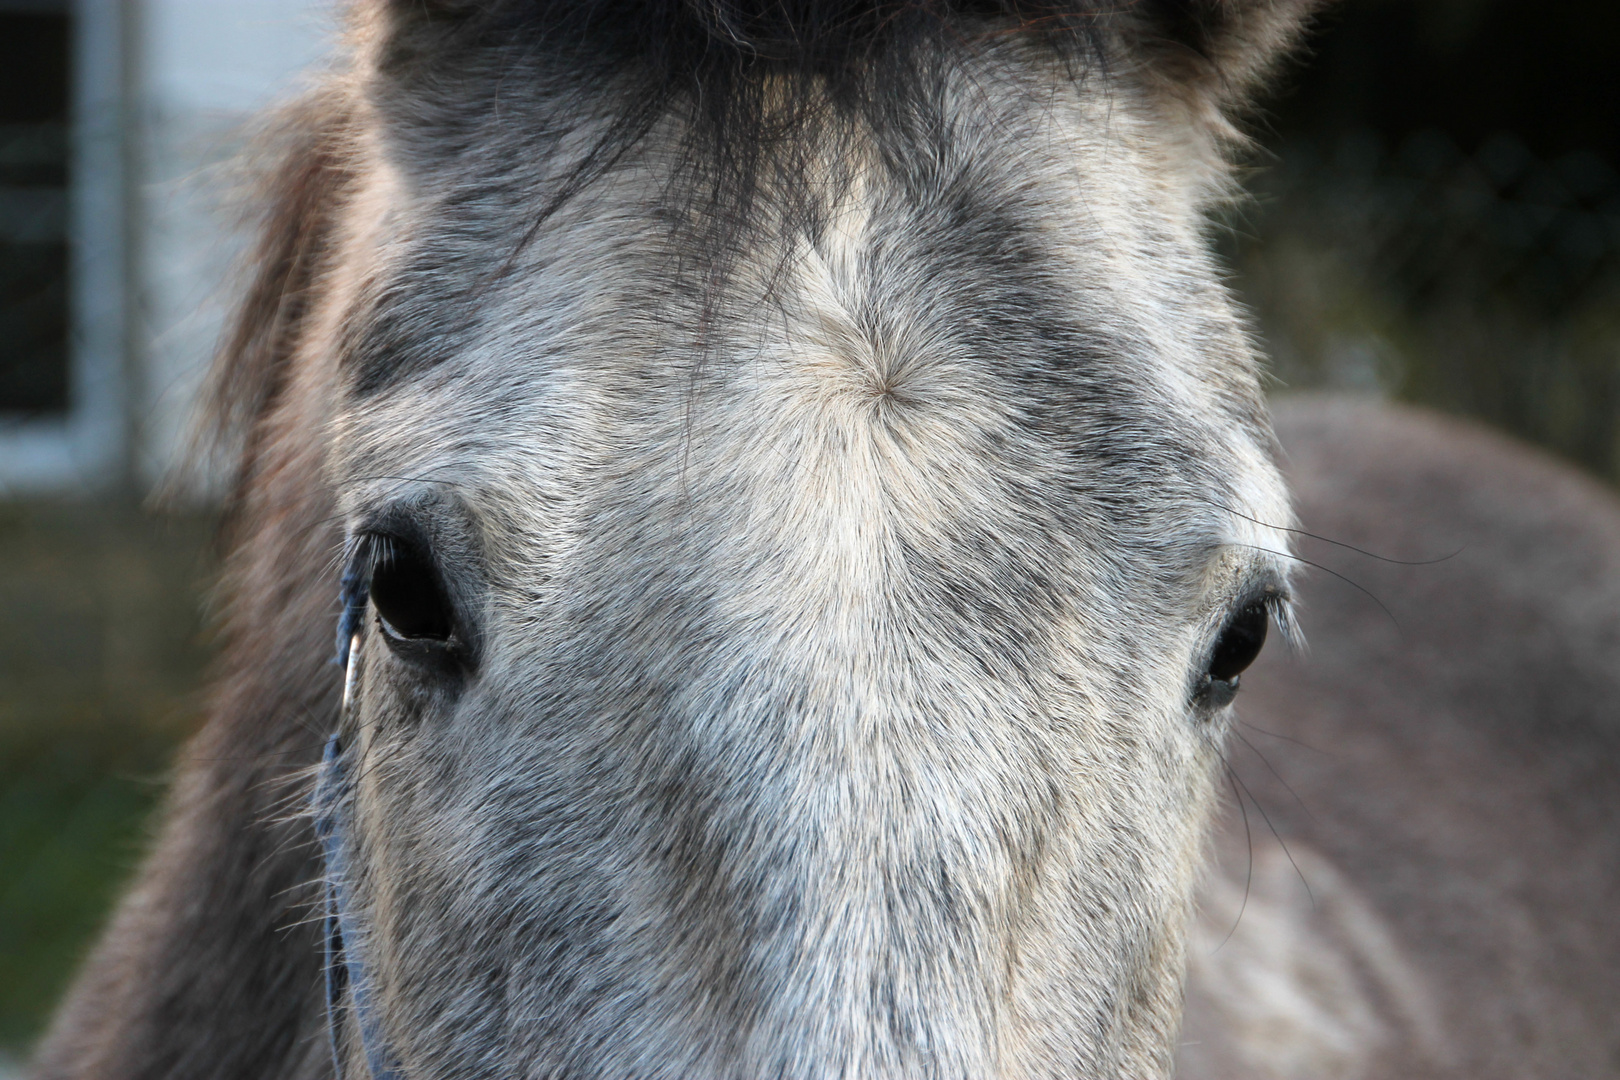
27, 3, 1620, 1078
1181, 396, 1620, 1079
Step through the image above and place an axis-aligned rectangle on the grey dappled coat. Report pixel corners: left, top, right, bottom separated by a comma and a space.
29, 2, 1620, 1078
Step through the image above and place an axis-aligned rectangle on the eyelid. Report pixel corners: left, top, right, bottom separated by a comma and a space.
1234, 567, 1289, 612
1245, 580, 1299, 651
1213, 570, 1294, 647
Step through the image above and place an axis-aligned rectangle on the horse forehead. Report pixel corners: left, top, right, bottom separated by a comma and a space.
337, 104, 1277, 545
343, 67, 1218, 397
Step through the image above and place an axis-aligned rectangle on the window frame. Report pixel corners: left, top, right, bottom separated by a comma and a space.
0, 0, 125, 494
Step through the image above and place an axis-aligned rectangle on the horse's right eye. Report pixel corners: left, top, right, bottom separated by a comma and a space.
369, 540, 455, 643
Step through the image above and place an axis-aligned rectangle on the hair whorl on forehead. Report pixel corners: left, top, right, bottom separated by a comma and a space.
204, 0, 1316, 483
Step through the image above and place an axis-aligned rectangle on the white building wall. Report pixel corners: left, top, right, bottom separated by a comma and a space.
133, 0, 335, 492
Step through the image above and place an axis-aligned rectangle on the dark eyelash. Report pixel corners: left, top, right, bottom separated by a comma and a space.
336, 534, 394, 666
336, 544, 371, 667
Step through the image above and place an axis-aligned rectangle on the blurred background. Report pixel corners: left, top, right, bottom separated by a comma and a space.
0, 0, 331, 1068
0, 0, 1614, 1067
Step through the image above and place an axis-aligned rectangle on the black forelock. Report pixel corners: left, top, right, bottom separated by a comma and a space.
370, 0, 1308, 225
395, 1, 1113, 69
378, 0, 1121, 194
370, 0, 1116, 300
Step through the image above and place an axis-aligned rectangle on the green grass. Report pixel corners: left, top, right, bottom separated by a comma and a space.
0, 724, 174, 1048
0, 501, 215, 1056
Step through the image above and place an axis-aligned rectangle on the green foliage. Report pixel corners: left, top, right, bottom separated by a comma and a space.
0, 724, 172, 1049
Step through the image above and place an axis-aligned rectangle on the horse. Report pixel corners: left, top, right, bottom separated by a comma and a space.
1179, 395, 1620, 1078
29, 2, 1620, 1077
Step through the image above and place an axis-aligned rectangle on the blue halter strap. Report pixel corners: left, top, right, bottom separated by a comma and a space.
314, 617, 406, 1080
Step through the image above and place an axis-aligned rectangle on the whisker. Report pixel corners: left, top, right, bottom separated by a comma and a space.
1204, 497, 1463, 566
1233, 730, 1318, 826
1227, 542, 1403, 637
1237, 719, 1329, 756
1226, 763, 1316, 911
1214, 762, 1255, 953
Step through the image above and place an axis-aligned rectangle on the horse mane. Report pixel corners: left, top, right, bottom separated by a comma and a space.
203, 91, 356, 534
31, 95, 359, 1080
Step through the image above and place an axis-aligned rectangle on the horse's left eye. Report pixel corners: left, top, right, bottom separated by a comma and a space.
1208, 602, 1269, 683
369, 540, 455, 643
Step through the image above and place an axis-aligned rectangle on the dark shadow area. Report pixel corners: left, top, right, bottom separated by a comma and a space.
1231, 0, 1620, 482
0, 10, 72, 416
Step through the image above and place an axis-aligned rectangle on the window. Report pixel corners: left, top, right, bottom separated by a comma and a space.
0, 0, 124, 493
0, 6, 72, 416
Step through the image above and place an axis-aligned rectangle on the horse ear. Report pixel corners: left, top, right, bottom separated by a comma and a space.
1122, 0, 1325, 113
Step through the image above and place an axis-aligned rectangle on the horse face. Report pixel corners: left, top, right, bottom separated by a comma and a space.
318, 15, 1299, 1079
